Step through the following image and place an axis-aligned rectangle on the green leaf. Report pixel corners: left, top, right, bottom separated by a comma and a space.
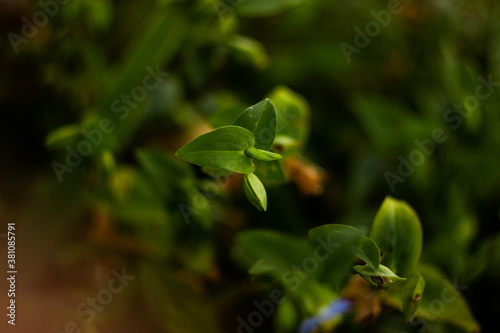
308, 224, 364, 291
358, 237, 380, 271
276, 299, 298, 331
237, 0, 304, 17
243, 173, 267, 211
385, 272, 426, 321
248, 259, 275, 276
309, 224, 365, 240
266, 85, 311, 154
244, 146, 282, 161
369, 196, 422, 277
415, 264, 480, 332
226, 35, 270, 69
176, 125, 255, 174
209, 105, 247, 128
353, 264, 406, 288
45, 124, 81, 148
254, 160, 287, 184
247, 259, 277, 283
402, 272, 426, 321
237, 230, 313, 282
99, 150, 116, 174
233, 99, 277, 150
298, 281, 337, 316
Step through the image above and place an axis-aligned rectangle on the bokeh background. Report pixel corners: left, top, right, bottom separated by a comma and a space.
1, 0, 499, 332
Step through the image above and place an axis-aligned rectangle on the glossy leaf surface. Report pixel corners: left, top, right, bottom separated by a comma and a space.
370, 196, 422, 277
233, 99, 277, 150
243, 173, 267, 211
176, 125, 255, 174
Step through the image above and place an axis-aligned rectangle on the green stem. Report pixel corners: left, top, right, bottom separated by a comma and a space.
244, 146, 283, 161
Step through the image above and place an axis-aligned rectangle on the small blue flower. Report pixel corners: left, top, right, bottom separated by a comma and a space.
299, 298, 352, 333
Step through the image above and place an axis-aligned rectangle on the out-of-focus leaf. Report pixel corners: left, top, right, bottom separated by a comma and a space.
254, 160, 287, 184
358, 237, 380, 271
233, 99, 277, 150
226, 34, 270, 69
308, 224, 364, 291
461, 232, 500, 282
403, 272, 426, 321
210, 105, 246, 128
45, 124, 81, 148
248, 259, 275, 276
176, 125, 255, 174
266, 85, 311, 154
370, 196, 422, 277
353, 264, 406, 288
237, 230, 313, 282
298, 281, 338, 317
308, 224, 364, 242
276, 299, 299, 331
208, 92, 247, 128
415, 264, 480, 333
386, 272, 426, 321
236, 0, 304, 17
243, 173, 267, 211
100, 150, 116, 173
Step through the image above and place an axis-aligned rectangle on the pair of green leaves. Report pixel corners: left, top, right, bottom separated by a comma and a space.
347, 197, 478, 331
347, 197, 422, 305
307, 197, 422, 314
353, 196, 423, 288
176, 99, 282, 211
354, 237, 405, 288
308, 223, 406, 290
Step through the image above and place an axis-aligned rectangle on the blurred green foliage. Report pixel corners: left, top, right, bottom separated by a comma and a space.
1, 0, 500, 332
